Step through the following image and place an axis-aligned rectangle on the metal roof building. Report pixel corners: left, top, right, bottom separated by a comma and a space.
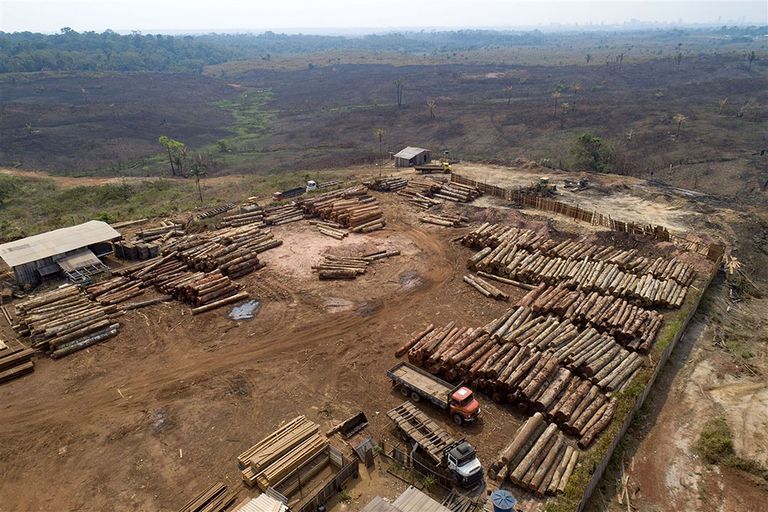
361, 487, 451, 512
394, 147, 432, 167
0, 220, 120, 286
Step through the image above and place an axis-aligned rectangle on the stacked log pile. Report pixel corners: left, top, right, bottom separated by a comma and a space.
13, 285, 122, 357
218, 206, 265, 228
264, 203, 305, 225
85, 276, 145, 305
300, 186, 385, 233
0, 340, 35, 385
313, 221, 349, 240
520, 283, 662, 351
463, 274, 509, 301
419, 212, 468, 227
397, 179, 443, 209
176, 482, 237, 512
313, 250, 399, 280
365, 176, 408, 192
136, 221, 185, 242
463, 226, 689, 309
395, 312, 630, 445
196, 203, 236, 220
238, 416, 328, 491
492, 413, 579, 496
433, 181, 482, 203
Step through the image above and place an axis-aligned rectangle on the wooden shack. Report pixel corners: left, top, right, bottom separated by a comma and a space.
394, 147, 431, 167
0, 220, 120, 286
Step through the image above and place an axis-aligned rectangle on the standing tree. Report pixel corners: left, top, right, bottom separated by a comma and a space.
559, 102, 570, 129
426, 98, 437, 119
551, 91, 562, 118
505, 85, 514, 105
585, 53, 592, 64
572, 133, 615, 173
674, 52, 683, 68
374, 128, 385, 156
158, 136, 186, 176
571, 83, 582, 109
673, 113, 687, 138
746, 50, 756, 72
188, 153, 208, 203
393, 78, 404, 107
718, 98, 728, 114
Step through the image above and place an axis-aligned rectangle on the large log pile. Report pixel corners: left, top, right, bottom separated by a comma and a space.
300, 186, 385, 233
86, 276, 145, 305
195, 203, 237, 220
520, 283, 662, 351
13, 285, 122, 357
397, 179, 443, 209
176, 482, 238, 512
463, 274, 509, 301
218, 205, 264, 228
491, 413, 579, 496
365, 176, 408, 192
264, 203, 305, 225
419, 212, 468, 227
433, 181, 482, 203
136, 221, 185, 242
463, 226, 690, 309
461, 223, 694, 286
395, 311, 633, 446
238, 416, 329, 491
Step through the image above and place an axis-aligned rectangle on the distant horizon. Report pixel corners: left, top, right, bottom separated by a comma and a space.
2, 0, 766, 35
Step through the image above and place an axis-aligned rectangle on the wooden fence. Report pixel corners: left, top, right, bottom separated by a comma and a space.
296, 458, 359, 512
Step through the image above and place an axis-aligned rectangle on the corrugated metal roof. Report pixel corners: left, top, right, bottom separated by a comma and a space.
392, 486, 452, 512
394, 147, 430, 159
231, 494, 288, 512
361, 497, 401, 512
57, 248, 100, 272
0, 220, 120, 268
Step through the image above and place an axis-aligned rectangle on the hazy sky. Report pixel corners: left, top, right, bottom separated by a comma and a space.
1, 0, 766, 33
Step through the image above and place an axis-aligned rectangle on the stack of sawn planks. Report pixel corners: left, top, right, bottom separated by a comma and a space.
0, 339, 35, 385
493, 413, 579, 496
238, 416, 328, 491
176, 482, 237, 512
13, 284, 122, 358
300, 186, 385, 233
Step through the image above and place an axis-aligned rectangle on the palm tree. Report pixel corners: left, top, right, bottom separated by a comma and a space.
746, 50, 756, 72
374, 128, 385, 156
551, 91, 562, 118
188, 154, 208, 203
393, 78, 404, 107
673, 113, 687, 138
505, 85, 514, 105
585, 53, 592, 64
718, 98, 728, 115
426, 99, 437, 119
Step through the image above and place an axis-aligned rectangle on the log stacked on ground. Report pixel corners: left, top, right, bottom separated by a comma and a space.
264, 203, 305, 225
0, 340, 35, 385
196, 203, 237, 220
419, 212, 468, 227
365, 176, 408, 192
176, 482, 237, 512
238, 416, 328, 491
313, 250, 399, 280
315, 221, 349, 240
433, 181, 482, 203
136, 221, 185, 242
300, 186, 385, 233
397, 179, 443, 209
218, 206, 264, 228
492, 413, 579, 496
13, 284, 122, 357
463, 274, 509, 301
86, 276, 145, 305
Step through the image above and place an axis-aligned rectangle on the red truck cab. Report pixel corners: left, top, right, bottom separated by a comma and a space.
449, 386, 480, 425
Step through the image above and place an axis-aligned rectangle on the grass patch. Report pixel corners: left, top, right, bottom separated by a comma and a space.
696, 416, 768, 481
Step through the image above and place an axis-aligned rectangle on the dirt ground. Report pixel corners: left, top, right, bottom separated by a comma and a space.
1, 166, 766, 512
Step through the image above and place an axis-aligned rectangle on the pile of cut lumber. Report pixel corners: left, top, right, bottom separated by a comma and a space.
13, 285, 122, 357
86, 276, 144, 305
492, 413, 579, 496
419, 212, 467, 227
196, 203, 236, 220
300, 186, 385, 233
176, 482, 237, 512
238, 416, 329, 491
463, 274, 509, 301
113, 240, 161, 261
264, 203, 305, 225
313, 249, 400, 280
0, 339, 35, 385
433, 181, 481, 203
520, 283, 662, 351
218, 206, 265, 228
365, 176, 408, 192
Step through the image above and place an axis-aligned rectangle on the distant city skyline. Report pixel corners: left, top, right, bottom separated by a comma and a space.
1, 0, 766, 34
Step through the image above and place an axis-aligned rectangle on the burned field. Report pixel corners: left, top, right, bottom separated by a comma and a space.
0, 165, 731, 512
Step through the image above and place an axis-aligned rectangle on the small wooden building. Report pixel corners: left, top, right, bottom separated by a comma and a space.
394, 147, 431, 167
0, 220, 120, 286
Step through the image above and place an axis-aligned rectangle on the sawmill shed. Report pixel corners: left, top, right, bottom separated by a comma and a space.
361, 487, 451, 512
394, 147, 431, 167
0, 220, 120, 286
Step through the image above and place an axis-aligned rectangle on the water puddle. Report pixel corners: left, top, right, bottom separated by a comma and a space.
228, 300, 261, 320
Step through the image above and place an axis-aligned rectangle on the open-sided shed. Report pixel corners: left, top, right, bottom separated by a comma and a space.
0, 220, 120, 286
394, 147, 431, 167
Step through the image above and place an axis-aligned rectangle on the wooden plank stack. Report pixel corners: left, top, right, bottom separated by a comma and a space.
419, 213, 467, 227
13, 285, 122, 357
365, 176, 408, 192
493, 413, 579, 496
0, 339, 35, 385
387, 401, 456, 464
237, 416, 328, 491
176, 482, 237, 512
113, 240, 161, 261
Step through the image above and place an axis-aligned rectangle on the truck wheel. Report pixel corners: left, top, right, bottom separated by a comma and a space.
452, 413, 464, 426
410, 392, 421, 402
400, 386, 409, 397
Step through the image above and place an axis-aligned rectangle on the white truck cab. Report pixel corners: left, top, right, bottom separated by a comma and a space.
445, 441, 484, 487
306, 180, 318, 192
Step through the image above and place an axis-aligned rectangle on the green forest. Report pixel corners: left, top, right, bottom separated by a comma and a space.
1, 25, 765, 73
